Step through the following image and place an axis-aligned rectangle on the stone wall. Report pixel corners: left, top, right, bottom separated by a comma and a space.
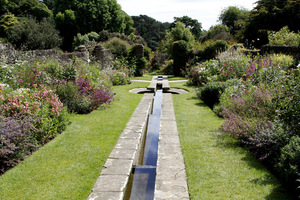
261, 45, 300, 61
92, 45, 113, 69
0, 44, 113, 68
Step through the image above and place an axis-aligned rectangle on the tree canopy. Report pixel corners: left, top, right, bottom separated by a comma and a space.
132, 15, 170, 50
52, 0, 132, 50
170, 16, 202, 40
218, 6, 249, 36
242, 0, 300, 47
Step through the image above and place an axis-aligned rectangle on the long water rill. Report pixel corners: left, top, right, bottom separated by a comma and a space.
129, 89, 162, 200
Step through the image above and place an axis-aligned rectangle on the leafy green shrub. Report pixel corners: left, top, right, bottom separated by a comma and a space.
268, 53, 295, 70
268, 26, 300, 47
271, 69, 300, 136
101, 67, 132, 86
196, 40, 229, 61
127, 45, 149, 76
160, 60, 173, 75
172, 40, 190, 76
72, 32, 100, 48
103, 37, 131, 58
197, 80, 236, 109
276, 135, 300, 185
8, 17, 62, 50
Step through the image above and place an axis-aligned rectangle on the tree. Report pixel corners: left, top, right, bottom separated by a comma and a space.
242, 0, 300, 47
55, 9, 77, 51
159, 22, 195, 55
218, 6, 249, 35
205, 24, 232, 41
171, 16, 202, 40
53, 0, 131, 50
0, 0, 51, 20
132, 15, 170, 50
8, 17, 61, 50
0, 14, 18, 37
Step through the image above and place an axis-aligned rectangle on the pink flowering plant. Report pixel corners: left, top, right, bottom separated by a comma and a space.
56, 76, 114, 114
1, 86, 67, 143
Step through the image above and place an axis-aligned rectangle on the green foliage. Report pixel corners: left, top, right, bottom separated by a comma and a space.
103, 37, 131, 58
276, 135, 300, 184
172, 40, 191, 76
0, 14, 18, 37
242, 0, 300, 47
196, 40, 229, 61
8, 17, 62, 50
197, 80, 236, 110
269, 54, 295, 70
218, 6, 249, 35
171, 16, 202, 40
55, 9, 77, 51
0, 0, 51, 20
160, 59, 173, 75
161, 22, 195, 56
53, 0, 131, 50
268, 26, 300, 47
204, 24, 232, 41
132, 15, 170, 50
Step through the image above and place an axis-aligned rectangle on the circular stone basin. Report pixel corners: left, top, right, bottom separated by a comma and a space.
129, 88, 188, 94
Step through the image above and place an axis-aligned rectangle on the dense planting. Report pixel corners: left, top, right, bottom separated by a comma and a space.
0, 58, 132, 174
186, 49, 300, 195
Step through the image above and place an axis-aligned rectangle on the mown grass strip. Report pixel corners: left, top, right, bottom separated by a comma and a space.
170, 82, 293, 200
0, 82, 148, 200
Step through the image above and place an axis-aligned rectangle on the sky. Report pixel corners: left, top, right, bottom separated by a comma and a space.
117, 0, 257, 30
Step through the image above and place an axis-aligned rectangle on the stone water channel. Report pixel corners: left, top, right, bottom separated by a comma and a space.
87, 76, 189, 200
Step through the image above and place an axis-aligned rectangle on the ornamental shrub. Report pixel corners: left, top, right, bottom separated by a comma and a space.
196, 40, 228, 61
103, 37, 131, 58
219, 83, 275, 138
8, 17, 62, 50
197, 79, 237, 110
185, 64, 210, 86
56, 76, 114, 114
268, 26, 300, 47
0, 114, 38, 175
276, 135, 300, 184
269, 54, 295, 70
172, 40, 191, 76
216, 50, 249, 81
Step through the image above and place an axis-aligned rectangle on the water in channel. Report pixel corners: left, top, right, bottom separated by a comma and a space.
129, 89, 162, 200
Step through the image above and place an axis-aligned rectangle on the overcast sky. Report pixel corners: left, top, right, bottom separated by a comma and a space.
117, 0, 257, 30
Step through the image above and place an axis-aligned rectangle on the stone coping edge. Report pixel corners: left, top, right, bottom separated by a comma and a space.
87, 93, 154, 200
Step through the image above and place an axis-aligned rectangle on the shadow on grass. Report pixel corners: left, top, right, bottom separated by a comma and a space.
214, 134, 296, 199
190, 96, 296, 200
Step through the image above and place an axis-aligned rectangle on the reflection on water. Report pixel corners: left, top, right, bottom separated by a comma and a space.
129, 90, 162, 200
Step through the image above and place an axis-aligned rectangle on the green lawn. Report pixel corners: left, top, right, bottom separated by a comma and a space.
170, 82, 293, 200
0, 81, 294, 200
0, 82, 148, 200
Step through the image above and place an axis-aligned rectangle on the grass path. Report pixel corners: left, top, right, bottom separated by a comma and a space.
0, 80, 294, 199
0, 82, 148, 200
171, 82, 293, 200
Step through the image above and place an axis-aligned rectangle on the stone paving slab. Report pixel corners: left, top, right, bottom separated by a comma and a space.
91, 175, 128, 192
154, 93, 190, 200
87, 93, 154, 200
87, 192, 123, 200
